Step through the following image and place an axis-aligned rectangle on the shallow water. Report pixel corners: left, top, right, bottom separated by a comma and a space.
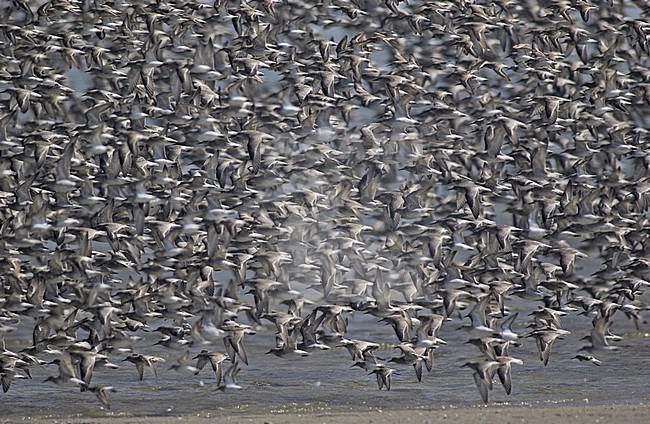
2, 296, 649, 420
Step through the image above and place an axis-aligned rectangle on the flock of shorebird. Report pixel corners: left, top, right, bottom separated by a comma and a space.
1, 0, 649, 412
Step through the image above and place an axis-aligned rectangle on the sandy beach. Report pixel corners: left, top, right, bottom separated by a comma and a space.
8, 403, 649, 424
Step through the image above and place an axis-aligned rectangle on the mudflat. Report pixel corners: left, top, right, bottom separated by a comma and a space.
8, 403, 649, 424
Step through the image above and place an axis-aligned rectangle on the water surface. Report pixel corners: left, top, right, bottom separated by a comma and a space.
3, 297, 649, 420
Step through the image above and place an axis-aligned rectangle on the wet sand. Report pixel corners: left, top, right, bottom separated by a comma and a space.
8, 403, 650, 424
4, 321, 649, 424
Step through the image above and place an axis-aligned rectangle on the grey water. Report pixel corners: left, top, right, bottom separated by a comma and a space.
2, 294, 649, 420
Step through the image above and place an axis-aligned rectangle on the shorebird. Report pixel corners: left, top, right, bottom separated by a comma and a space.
389, 343, 433, 382
573, 354, 602, 366
123, 354, 165, 380
168, 350, 198, 374
461, 294, 499, 338
88, 385, 117, 409
369, 365, 396, 391
68, 343, 104, 390
498, 312, 520, 342
526, 327, 570, 366
0, 354, 31, 392
414, 313, 446, 347
462, 360, 499, 403
0, 0, 649, 413
44, 351, 86, 388
217, 360, 243, 391
495, 355, 524, 395
0, 352, 30, 394
222, 321, 256, 365
580, 316, 622, 352
338, 338, 380, 363
193, 350, 229, 386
